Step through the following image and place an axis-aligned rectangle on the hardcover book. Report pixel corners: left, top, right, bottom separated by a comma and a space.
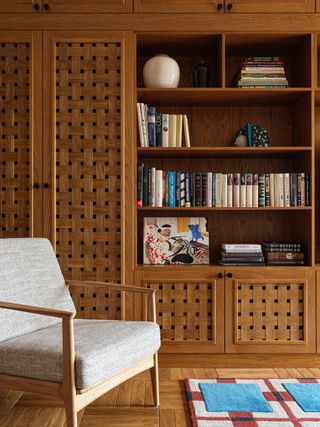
143, 217, 209, 265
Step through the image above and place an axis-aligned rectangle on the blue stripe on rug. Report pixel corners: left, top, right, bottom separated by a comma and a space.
199, 383, 272, 413
283, 383, 320, 412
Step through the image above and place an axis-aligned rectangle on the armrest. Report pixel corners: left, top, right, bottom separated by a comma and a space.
0, 300, 75, 319
66, 280, 156, 295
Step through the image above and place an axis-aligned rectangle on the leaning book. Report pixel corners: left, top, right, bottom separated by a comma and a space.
143, 217, 209, 265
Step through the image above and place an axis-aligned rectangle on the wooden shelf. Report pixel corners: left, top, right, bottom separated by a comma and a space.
135, 264, 311, 270
138, 207, 312, 212
137, 88, 311, 106
137, 147, 312, 158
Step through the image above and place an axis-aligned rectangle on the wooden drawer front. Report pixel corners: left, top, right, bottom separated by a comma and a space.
226, 269, 315, 353
230, 0, 315, 13
236, 282, 304, 342
134, 0, 221, 13
49, 0, 132, 13
137, 269, 225, 353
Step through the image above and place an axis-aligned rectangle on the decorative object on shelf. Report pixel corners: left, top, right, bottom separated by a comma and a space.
233, 123, 271, 147
263, 241, 305, 266
143, 217, 209, 265
237, 56, 288, 88
219, 243, 265, 266
193, 60, 210, 88
143, 54, 180, 88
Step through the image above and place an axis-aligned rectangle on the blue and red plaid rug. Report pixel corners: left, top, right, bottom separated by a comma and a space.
185, 378, 320, 427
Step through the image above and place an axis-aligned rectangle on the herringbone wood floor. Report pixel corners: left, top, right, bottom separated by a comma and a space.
1, 368, 320, 426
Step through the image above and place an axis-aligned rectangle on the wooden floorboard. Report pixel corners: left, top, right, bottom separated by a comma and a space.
0, 368, 318, 427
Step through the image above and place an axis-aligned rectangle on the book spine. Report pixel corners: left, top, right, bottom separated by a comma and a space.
162, 114, 169, 147
215, 173, 222, 208
305, 173, 310, 206
227, 173, 233, 207
270, 173, 275, 207
176, 114, 183, 148
300, 172, 305, 207
180, 172, 186, 207
137, 163, 144, 207
155, 170, 163, 207
185, 172, 191, 207
183, 115, 191, 147
151, 167, 156, 207
207, 172, 213, 208
142, 166, 149, 207
222, 243, 261, 251
176, 171, 181, 207
165, 172, 169, 207
240, 173, 246, 208
284, 173, 290, 207
148, 168, 152, 206
168, 172, 176, 207
221, 174, 228, 208
140, 103, 148, 147
195, 172, 202, 207
169, 114, 177, 147
297, 172, 302, 207
136, 103, 144, 147
162, 171, 166, 207
279, 173, 284, 207
246, 173, 253, 208
147, 107, 156, 147
290, 173, 298, 207
212, 173, 216, 207
155, 112, 162, 147
265, 173, 270, 207
202, 173, 208, 207
191, 172, 196, 207
253, 173, 259, 207
258, 173, 266, 207
233, 173, 240, 208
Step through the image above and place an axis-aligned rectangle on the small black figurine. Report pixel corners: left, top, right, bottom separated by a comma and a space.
193, 60, 210, 88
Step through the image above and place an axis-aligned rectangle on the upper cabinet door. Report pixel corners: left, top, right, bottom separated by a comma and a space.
0, 0, 41, 13
134, 0, 224, 13
0, 31, 42, 238
47, 0, 132, 13
227, 0, 315, 13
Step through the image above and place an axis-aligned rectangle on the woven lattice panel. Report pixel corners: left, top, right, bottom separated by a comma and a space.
55, 41, 121, 283
145, 281, 215, 341
0, 42, 31, 237
236, 282, 305, 342
69, 284, 121, 320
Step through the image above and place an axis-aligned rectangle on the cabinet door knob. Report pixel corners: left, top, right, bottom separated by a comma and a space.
217, 3, 223, 10
217, 272, 223, 278
227, 2, 233, 10
33, 183, 40, 189
227, 272, 233, 278
43, 183, 49, 189
43, 3, 50, 10
33, 2, 41, 10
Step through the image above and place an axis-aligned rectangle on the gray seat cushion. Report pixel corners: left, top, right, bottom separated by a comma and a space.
0, 238, 76, 341
0, 319, 160, 389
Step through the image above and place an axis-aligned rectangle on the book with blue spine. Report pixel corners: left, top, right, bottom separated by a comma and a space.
168, 172, 176, 207
147, 107, 156, 147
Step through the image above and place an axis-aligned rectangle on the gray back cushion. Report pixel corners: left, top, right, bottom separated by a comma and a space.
0, 238, 76, 342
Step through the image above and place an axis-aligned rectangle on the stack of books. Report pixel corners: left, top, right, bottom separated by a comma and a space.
237, 57, 288, 88
137, 103, 191, 147
137, 166, 311, 208
219, 244, 265, 266
263, 242, 305, 266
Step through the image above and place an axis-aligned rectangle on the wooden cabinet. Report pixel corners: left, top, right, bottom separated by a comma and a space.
0, 31, 42, 237
134, 267, 225, 353
134, 0, 223, 14
47, 0, 132, 13
0, 1, 41, 13
228, 0, 315, 13
225, 268, 316, 353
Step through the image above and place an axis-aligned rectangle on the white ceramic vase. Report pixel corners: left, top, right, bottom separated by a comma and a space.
143, 54, 180, 88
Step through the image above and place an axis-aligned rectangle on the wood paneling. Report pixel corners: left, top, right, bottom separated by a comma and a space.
225, 267, 316, 353
48, 0, 132, 13
229, 0, 315, 13
0, 31, 42, 238
134, 0, 223, 14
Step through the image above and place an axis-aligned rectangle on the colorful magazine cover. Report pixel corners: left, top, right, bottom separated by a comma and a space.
143, 217, 209, 265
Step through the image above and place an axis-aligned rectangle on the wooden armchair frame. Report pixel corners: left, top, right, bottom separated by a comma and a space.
0, 281, 160, 427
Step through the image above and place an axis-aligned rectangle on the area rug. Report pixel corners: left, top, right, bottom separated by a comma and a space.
185, 378, 320, 427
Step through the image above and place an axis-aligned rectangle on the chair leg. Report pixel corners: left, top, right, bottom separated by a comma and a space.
63, 391, 78, 427
150, 352, 160, 408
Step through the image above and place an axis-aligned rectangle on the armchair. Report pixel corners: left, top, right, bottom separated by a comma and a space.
0, 238, 160, 427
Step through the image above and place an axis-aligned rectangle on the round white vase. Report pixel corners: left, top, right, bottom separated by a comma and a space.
143, 54, 180, 88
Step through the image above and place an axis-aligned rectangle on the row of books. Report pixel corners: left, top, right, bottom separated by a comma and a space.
237, 57, 289, 88
137, 103, 191, 148
137, 165, 311, 208
219, 242, 304, 266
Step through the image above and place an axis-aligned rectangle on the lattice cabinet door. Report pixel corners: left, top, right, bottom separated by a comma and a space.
43, 31, 134, 296
48, 0, 132, 13
135, 267, 225, 353
225, 268, 316, 353
0, 32, 42, 238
